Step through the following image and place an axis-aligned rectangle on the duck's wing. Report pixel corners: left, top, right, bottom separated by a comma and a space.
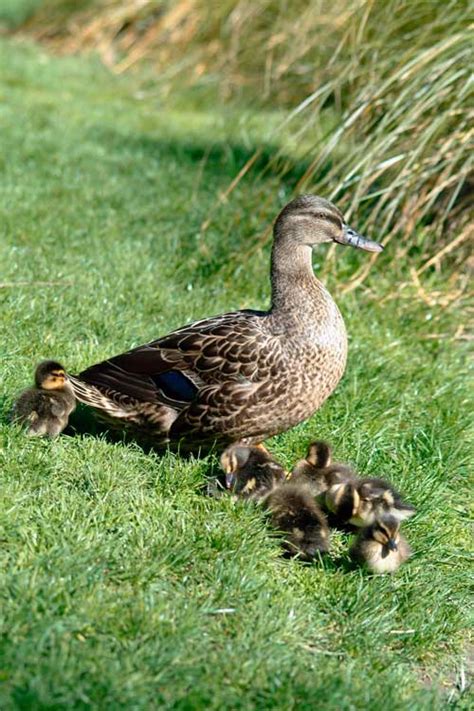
70, 310, 274, 436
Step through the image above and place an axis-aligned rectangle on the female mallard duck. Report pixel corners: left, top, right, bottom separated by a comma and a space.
69, 195, 382, 451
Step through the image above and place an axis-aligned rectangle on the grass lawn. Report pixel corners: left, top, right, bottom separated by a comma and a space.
0, 38, 471, 710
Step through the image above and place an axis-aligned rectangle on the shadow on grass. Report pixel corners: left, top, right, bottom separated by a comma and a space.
89, 124, 317, 186
66, 403, 223, 468
87, 125, 339, 284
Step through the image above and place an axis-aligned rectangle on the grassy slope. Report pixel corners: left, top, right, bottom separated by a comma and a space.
0, 39, 471, 710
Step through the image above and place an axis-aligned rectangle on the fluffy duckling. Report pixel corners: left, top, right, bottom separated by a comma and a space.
350, 515, 411, 574
291, 440, 356, 496
220, 443, 286, 500
264, 483, 330, 561
325, 478, 416, 527
221, 445, 329, 561
11, 360, 75, 436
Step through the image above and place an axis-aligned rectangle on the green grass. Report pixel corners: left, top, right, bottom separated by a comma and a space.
0, 0, 42, 29
0, 39, 472, 710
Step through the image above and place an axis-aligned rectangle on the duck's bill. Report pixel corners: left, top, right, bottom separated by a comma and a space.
336, 224, 384, 253
225, 472, 236, 490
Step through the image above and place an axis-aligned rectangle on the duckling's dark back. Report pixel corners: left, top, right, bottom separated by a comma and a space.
291, 439, 355, 493
265, 483, 329, 561
12, 388, 70, 420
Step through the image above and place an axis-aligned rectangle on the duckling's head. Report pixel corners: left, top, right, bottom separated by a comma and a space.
221, 444, 251, 491
220, 443, 282, 497
357, 479, 416, 523
371, 515, 401, 551
274, 195, 383, 252
306, 440, 332, 468
325, 481, 358, 520
34, 360, 68, 390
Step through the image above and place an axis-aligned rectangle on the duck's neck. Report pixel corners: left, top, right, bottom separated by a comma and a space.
270, 237, 324, 312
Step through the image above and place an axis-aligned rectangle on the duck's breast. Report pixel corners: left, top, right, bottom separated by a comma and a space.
267, 292, 348, 424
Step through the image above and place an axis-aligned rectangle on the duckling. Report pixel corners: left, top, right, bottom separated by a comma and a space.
11, 360, 76, 436
222, 445, 329, 561
264, 483, 330, 561
291, 440, 356, 496
325, 478, 416, 527
350, 515, 411, 574
220, 443, 286, 500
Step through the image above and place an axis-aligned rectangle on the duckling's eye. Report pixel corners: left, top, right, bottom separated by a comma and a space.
375, 524, 388, 539
221, 453, 235, 474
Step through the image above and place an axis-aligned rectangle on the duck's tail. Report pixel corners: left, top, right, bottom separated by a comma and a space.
67, 374, 138, 420
67, 373, 179, 444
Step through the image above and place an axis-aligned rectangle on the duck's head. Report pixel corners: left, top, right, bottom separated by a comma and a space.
370, 515, 401, 552
34, 360, 67, 390
274, 195, 383, 253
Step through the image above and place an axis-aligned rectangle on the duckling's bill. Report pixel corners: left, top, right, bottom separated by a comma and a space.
225, 472, 236, 490
337, 225, 383, 253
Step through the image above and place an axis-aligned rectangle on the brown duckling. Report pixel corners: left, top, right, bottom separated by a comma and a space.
291, 440, 356, 496
325, 478, 416, 527
263, 482, 330, 561
350, 515, 411, 574
220, 443, 286, 500
11, 360, 75, 436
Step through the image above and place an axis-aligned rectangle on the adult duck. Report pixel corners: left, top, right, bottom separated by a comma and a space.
69, 195, 382, 451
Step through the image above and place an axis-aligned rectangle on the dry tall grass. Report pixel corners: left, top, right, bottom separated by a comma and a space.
13, 0, 474, 277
